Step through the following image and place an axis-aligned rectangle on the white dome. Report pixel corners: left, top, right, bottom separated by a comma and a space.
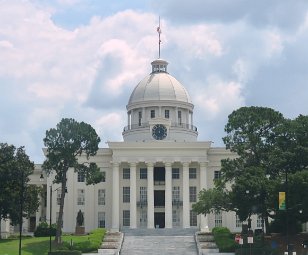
128, 59, 192, 105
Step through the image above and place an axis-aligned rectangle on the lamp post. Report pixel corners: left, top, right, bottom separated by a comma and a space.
285, 169, 290, 255
19, 170, 24, 255
49, 185, 52, 253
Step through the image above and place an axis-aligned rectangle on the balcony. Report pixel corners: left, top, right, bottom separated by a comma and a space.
137, 201, 148, 208
172, 200, 183, 208
123, 122, 197, 132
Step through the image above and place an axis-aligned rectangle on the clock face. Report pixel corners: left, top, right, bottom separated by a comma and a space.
152, 124, 167, 140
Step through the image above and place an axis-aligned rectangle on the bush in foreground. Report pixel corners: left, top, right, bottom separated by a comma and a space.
212, 227, 238, 252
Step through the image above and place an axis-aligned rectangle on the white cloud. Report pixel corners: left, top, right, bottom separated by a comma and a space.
1, 1, 308, 162
194, 76, 245, 120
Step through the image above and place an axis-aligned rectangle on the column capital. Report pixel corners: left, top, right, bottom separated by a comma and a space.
112, 162, 120, 168
165, 162, 172, 168
199, 162, 208, 168
129, 162, 137, 168
146, 162, 154, 168
182, 162, 190, 168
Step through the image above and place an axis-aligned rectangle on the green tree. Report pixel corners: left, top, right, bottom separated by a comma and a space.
42, 118, 102, 244
0, 143, 40, 237
192, 187, 230, 216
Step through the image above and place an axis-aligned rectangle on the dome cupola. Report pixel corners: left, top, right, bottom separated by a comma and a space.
123, 59, 198, 142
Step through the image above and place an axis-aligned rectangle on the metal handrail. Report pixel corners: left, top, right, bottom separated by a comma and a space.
123, 122, 197, 132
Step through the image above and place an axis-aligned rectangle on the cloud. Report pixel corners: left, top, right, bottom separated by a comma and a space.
1, 0, 308, 162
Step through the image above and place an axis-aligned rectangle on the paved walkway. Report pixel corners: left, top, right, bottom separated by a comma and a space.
120, 229, 198, 255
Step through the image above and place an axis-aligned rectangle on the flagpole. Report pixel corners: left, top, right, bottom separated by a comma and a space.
157, 17, 161, 58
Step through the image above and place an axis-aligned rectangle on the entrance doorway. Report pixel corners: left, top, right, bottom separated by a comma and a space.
154, 212, 165, 228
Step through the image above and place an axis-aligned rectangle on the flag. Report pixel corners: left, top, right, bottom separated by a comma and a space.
279, 192, 286, 210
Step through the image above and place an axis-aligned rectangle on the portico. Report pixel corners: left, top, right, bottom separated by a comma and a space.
109, 140, 211, 231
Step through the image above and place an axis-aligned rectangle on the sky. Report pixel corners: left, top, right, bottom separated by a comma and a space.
1, 0, 308, 163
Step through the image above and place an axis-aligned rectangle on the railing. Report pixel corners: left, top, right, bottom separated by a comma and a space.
172, 200, 183, 208
154, 180, 165, 186
123, 122, 197, 132
137, 201, 148, 208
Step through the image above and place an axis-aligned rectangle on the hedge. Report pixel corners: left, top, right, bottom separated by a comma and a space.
212, 227, 238, 252
48, 251, 81, 255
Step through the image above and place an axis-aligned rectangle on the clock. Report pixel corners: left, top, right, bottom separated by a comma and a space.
152, 124, 167, 140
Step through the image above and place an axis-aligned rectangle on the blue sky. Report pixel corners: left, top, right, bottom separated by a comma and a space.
1, 0, 308, 162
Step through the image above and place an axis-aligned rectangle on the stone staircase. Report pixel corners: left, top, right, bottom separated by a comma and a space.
120, 228, 198, 255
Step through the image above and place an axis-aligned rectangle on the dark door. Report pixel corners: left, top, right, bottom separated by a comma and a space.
154, 190, 165, 207
154, 213, 165, 228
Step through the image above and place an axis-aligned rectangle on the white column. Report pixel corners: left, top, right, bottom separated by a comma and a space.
111, 162, 120, 231
147, 163, 154, 228
130, 163, 137, 228
199, 162, 209, 232
142, 107, 145, 125
182, 162, 190, 228
165, 162, 172, 228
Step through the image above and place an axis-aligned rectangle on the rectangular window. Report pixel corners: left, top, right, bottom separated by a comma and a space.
173, 210, 180, 226
189, 186, 197, 202
56, 189, 61, 205
77, 172, 85, 182
123, 168, 130, 179
257, 216, 263, 228
214, 171, 221, 180
77, 189, 85, 205
140, 168, 147, 179
138, 111, 142, 126
140, 187, 147, 202
98, 189, 105, 206
150, 110, 155, 118
189, 168, 197, 179
190, 210, 197, 226
123, 210, 130, 226
98, 212, 105, 228
165, 109, 169, 119
172, 168, 180, 179
178, 111, 182, 124
215, 211, 222, 227
101, 171, 106, 182
172, 186, 180, 202
123, 187, 130, 203
236, 215, 242, 228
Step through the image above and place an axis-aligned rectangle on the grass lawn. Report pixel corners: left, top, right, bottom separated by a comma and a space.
0, 235, 96, 255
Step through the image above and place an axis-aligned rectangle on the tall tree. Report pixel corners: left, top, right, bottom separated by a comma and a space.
42, 118, 102, 244
0, 143, 40, 237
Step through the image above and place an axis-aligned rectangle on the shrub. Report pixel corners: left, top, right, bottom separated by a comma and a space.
212, 227, 238, 252
34, 222, 57, 237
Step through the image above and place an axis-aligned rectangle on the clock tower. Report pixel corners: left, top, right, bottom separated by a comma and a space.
122, 58, 198, 142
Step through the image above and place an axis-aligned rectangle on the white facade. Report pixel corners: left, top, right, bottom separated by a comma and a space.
1, 57, 251, 237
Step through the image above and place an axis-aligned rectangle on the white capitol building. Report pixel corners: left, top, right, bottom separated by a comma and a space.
2, 56, 267, 237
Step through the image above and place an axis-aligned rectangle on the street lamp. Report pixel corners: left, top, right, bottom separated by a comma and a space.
19, 170, 24, 255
